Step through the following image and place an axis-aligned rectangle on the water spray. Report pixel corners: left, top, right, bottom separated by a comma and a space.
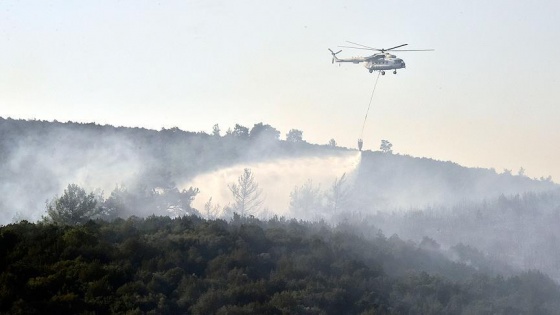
181, 152, 362, 218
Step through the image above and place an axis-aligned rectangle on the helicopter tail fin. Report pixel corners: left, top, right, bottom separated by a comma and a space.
328, 48, 342, 64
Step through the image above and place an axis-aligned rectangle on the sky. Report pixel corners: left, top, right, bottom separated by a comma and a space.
1, 0, 559, 181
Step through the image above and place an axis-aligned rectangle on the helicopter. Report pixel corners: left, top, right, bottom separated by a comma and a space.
329, 41, 433, 75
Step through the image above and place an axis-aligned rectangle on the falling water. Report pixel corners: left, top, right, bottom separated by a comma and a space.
182, 152, 362, 217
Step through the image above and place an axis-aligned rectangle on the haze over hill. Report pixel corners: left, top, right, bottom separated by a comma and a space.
3, 1, 560, 183
3, 118, 560, 309
1, 118, 556, 225
3, 2, 560, 312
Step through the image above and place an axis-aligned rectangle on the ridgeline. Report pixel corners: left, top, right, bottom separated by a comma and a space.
2, 117, 560, 314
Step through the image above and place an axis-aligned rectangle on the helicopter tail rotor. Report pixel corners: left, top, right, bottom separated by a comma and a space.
328, 48, 342, 64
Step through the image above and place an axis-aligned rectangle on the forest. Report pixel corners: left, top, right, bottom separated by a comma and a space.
2, 215, 560, 314
2, 118, 560, 314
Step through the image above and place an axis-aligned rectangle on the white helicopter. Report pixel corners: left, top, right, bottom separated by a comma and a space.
329, 41, 433, 75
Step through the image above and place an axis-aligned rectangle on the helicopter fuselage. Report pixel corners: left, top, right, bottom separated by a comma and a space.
330, 42, 432, 73
332, 52, 406, 74
364, 54, 406, 72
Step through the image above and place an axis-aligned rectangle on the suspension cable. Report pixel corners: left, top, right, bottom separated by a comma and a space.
357, 71, 382, 151
359, 71, 382, 141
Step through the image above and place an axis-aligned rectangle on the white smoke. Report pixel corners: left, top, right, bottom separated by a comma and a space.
182, 152, 362, 216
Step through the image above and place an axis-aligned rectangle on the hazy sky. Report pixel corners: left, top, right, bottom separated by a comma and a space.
1, 0, 559, 180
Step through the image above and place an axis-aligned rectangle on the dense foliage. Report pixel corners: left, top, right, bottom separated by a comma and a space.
2, 117, 560, 314
369, 190, 560, 282
2, 216, 560, 314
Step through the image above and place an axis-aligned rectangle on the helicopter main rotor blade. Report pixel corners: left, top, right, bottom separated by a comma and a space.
338, 45, 376, 50
385, 44, 408, 51
388, 49, 434, 52
338, 42, 434, 52
345, 41, 377, 50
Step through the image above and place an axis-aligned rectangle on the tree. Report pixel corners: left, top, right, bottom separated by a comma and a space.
46, 184, 101, 225
102, 185, 130, 220
249, 123, 280, 142
328, 139, 337, 147
162, 187, 200, 218
325, 174, 350, 215
232, 124, 249, 139
286, 129, 303, 143
212, 124, 221, 137
380, 140, 393, 153
228, 168, 263, 217
204, 197, 221, 219
289, 180, 322, 219
540, 175, 553, 182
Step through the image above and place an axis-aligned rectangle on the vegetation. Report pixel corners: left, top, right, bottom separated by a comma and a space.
0, 118, 347, 224
289, 180, 323, 220
379, 140, 392, 154
367, 190, 560, 282
286, 129, 304, 143
353, 150, 556, 210
45, 184, 101, 226
2, 117, 560, 314
45, 183, 200, 224
2, 215, 560, 314
227, 168, 263, 217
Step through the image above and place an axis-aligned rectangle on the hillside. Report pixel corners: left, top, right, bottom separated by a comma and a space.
354, 151, 556, 209
366, 190, 560, 282
0, 117, 556, 224
0, 118, 339, 224
2, 216, 559, 314
2, 118, 560, 313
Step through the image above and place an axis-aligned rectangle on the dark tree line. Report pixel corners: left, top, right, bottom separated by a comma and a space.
2, 117, 560, 314
44, 183, 200, 225
1, 215, 560, 314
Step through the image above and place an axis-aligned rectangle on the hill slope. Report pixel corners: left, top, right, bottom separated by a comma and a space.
354, 151, 556, 209
0, 117, 556, 224
2, 216, 559, 314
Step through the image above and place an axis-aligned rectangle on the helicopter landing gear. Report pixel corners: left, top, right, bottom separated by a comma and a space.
381, 71, 385, 75
393, 70, 397, 74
